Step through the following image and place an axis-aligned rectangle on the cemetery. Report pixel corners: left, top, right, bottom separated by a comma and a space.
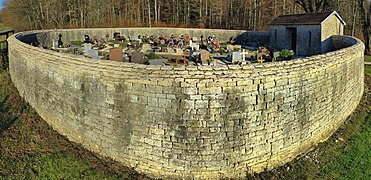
51, 31, 279, 66
6, 11, 365, 179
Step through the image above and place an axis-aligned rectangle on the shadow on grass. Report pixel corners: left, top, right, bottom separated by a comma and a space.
0, 95, 18, 133
0, 70, 147, 179
247, 75, 371, 179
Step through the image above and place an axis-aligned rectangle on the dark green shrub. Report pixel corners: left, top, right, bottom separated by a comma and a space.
147, 52, 158, 60
71, 40, 83, 46
279, 49, 295, 60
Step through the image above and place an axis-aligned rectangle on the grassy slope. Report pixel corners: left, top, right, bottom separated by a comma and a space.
0, 71, 143, 179
365, 56, 371, 63
0, 51, 370, 179
365, 65, 371, 76
249, 63, 371, 179
0, 23, 11, 31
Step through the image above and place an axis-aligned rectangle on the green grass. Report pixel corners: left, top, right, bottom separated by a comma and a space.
365, 65, 371, 77
320, 114, 371, 179
0, 23, 11, 31
1, 63, 370, 179
365, 55, 371, 63
0, 71, 142, 179
248, 73, 371, 179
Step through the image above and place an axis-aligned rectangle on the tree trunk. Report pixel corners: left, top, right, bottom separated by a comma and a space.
358, 0, 370, 53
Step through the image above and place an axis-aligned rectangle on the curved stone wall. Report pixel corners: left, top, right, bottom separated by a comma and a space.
8, 28, 364, 179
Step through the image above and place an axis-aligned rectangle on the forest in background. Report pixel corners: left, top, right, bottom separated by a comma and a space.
0, 0, 369, 53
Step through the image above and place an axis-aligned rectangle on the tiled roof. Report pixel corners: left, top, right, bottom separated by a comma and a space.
269, 11, 345, 25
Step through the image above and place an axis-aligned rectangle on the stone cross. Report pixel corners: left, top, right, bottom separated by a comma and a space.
258, 56, 265, 64
241, 49, 249, 62
58, 33, 63, 48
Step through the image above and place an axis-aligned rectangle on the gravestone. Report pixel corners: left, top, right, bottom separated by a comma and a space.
191, 44, 200, 51
52, 38, 57, 49
175, 48, 184, 55
84, 35, 93, 44
88, 50, 99, 60
141, 44, 152, 53
123, 53, 130, 62
113, 32, 120, 40
131, 51, 146, 64
109, 47, 123, 62
167, 48, 175, 54
192, 37, 198, 42
232, 52, 242, 62
273, 51, 280, 59
200, 50, 210, 64
160, 39, 166, 45
234, 45, 242, 50
227, 45, 234, 52
84, 43, 92, 56
148, 59, 168, 65
58, 34, 63, 48
114, 44, 120, 48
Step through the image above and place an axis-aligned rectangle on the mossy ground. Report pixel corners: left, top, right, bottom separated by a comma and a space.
248, 64, 371, 179
0, 23, 11, 31
0, 70, 146, 179
365, 55, 371, 63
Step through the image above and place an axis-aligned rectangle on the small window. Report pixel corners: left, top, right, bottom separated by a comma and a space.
274, 29, 277, 43
309, 31, 312, 47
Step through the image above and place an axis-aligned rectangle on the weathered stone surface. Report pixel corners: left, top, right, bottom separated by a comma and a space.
8, 29, 365, 180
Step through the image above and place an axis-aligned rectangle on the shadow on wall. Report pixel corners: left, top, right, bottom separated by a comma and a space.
235, 31, 270, 45
331, 35, 358, 51
16, 32, 51, 48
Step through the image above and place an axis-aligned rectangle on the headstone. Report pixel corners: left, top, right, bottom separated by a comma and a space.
167, 48, 175, 54
131, 51, 146, 64
58, 33, 63, 48
234, 45, 242, 50
241, 49, 249, 62
109, 47, 123, 62
141, 44, 152, 53
148, 59, 168, 65
160, 39, 166, 45
192, 37, 198, 42
88, 50, 99, 60
84, 43, 92, 56
191, 44, 200, 51
113, 32, 120, 39
273, 51, 280, 59
123, 53, 129, 62
114, 44, 120, 48
175, 48, 184, 55
227, 45, 234, 52
84, 35, 92, 44
52, 38, 57, 49
131, 36, 138, 41
200, 50, 210, 64
232, 52, 242, 62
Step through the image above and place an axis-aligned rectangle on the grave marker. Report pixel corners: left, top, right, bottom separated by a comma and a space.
232, 52, 242, 63
175, 48, 184, 55
141, 44, 152, 53
88, 50, 99, 60
109, 47, 123, 62
200, 50, 210, 64
84, 43, 92, 56
131, 51, 146, 64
